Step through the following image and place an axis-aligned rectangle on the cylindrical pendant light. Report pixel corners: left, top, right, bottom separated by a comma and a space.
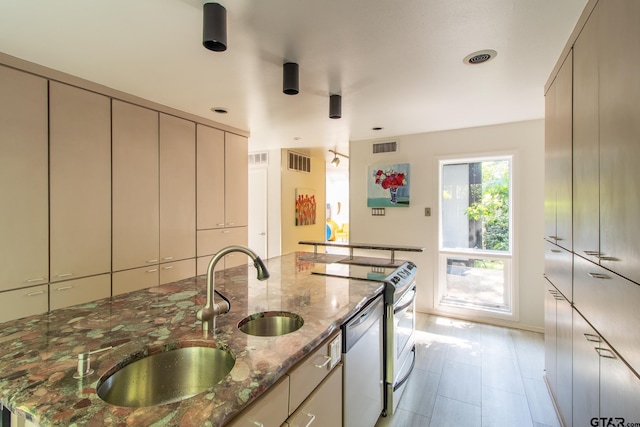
203, 3, 227, 52
329, 94, 342, 119
283, 62, 299, 95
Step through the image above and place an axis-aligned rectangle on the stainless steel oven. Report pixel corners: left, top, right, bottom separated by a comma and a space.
310, 258, 417, 418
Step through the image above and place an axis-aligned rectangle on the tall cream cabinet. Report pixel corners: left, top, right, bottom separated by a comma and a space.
0, 66, 49, 295
224, 132, 249, 228
49, 82, 111, 283
112, 100, 160, 272
159, 114, 196, 265
545, 1, 640, 426
197, 125, 248, 229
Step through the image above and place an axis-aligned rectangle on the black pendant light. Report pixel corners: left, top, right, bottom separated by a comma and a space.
283, 62, 299, 95
329, 94, 342, 119
203, 3, 227, 52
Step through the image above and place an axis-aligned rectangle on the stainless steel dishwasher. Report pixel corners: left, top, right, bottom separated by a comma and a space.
342, 293, 384, 427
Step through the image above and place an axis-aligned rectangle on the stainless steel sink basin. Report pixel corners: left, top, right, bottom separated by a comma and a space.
238, 311, 304, 336
97, 345, 235, 407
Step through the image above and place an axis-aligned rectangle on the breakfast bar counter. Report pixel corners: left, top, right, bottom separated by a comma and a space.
0, 252, 383, 426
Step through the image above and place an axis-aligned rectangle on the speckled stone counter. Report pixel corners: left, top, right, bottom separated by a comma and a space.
0, 252, 383, 426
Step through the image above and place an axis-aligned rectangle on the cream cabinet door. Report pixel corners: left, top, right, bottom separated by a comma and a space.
160, 259, 196, 285
0, 285, 48, 323
598, 0, 640, 283
49, 274, 110, 310
286, 364, 342, 427
224, 133, 248, 228
226, 376, 290, 427
196, 227, 248, 275
160, 114, 196, 263
49, 82, 111, 283
112, 100, 160, 271
0, 66, 48, 292
112, 266, 159, 296
196, 124, 225, 230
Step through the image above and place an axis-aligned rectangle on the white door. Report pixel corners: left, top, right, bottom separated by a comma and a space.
248, 168, 268, 259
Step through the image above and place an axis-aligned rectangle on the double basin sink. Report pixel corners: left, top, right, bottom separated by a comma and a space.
97, 311, 304, 407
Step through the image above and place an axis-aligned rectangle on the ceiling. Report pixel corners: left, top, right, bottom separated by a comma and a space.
0, 0, 586, 160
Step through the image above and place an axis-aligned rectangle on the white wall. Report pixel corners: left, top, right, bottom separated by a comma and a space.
349, 120, 545, 331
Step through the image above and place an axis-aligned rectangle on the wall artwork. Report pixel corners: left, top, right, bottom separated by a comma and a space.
367, 163, 410, 207
295, 188, 317, 226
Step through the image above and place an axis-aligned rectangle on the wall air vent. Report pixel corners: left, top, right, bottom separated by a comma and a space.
373, 141, 397, 154
287, 150, 311, 173
248, 151, 269, 167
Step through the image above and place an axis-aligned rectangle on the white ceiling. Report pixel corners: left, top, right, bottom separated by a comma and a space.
0, 0, 586, 158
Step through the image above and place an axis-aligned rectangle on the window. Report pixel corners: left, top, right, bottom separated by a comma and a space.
438, 156, 515, 319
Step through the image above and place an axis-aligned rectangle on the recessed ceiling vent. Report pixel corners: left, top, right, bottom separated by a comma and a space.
373, 141, 397, 154
287, 150, 311, 173
248, 151, 268, 167
464, 49, 497, 65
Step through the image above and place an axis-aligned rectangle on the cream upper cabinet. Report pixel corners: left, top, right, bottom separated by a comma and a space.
112, 100, 160, 271
598, 0, 640, 283
197, 126, 248, 230
0, 66, 48, 292
197, 124, 225, 230
49, 82, 111, 282
544, 51, 573, 250
224, 133, 248, 228
160, 113, 196, 263
572, 5, 600, 264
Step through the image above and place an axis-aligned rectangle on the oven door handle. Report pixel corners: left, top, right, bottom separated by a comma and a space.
393, 345, 416, 392
393, 289, 416, 315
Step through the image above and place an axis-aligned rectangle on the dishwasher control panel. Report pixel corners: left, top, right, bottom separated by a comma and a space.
328, 335, 342, 370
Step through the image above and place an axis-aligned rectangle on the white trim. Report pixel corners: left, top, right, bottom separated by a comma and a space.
435, 153, 519, 323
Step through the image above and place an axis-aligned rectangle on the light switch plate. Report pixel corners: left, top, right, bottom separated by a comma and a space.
328, 335, 342, 370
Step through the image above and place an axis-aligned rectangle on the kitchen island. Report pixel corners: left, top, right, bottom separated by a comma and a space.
0, 252, 384, 426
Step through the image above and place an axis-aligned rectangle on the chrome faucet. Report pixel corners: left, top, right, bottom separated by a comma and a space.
197, 245, 270, 333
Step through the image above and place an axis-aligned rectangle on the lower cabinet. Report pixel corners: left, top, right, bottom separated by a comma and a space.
49, 274, 110, 310
0, 285, 48, 324
572, 309, 600, 427
159, 259, 196, 285
112, 266, 159, 296
543, 278, 572, 427
600, 342, 640, 424
284, 365, 342, 427
227, 333, 342, 427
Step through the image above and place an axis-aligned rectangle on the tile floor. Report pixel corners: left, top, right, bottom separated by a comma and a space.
375, 313, 560, 427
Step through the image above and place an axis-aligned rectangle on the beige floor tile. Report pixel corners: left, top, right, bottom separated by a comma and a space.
437, 359, 482, 405
430, 395, 481, 427
482, 353, 526, 395
523, 378, 561, 427
397, 367, 439, 417
374, 408, 430, 427
481, 385, 534, 427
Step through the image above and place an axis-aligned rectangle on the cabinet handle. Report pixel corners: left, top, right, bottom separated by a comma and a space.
584, 333, 601, 343
216, 223, 225, 227
588, 272, 610, 280
548, 235, 558, 239
162, 266, 173, 270
598, 256, 618, 262
303, 413, 316, 426
55, 286, 74, 291
27, 277, 45, 283
314, 355, 332, 369
222, 230, 231, 234
146, 268, 158, 273
595, 348, 617, 359
146, 259, 158, 263
162, 256, 174, 261
252, 422, 264, 427
26, 290, 45, 297
584, 250, 601, 256
227, 222, 235, 226
56, 273, 73, 278
550, 249, 561, 253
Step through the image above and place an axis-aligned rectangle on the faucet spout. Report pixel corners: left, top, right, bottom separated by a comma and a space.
197, 245, 270, 333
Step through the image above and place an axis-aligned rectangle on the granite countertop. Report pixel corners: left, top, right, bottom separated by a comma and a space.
0, 252, 384, 426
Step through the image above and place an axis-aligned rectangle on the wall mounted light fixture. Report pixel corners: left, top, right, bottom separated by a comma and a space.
283, 62, 299, 95
329, 149, 348, 167
329, 94, 342, 119
203, 3, 227, 52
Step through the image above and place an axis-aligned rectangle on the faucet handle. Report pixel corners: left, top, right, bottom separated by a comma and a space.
73, 346, 113, 379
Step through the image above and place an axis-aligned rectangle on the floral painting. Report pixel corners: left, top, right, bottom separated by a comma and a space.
295, 188, 317, 226
367, 163, 410, 207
